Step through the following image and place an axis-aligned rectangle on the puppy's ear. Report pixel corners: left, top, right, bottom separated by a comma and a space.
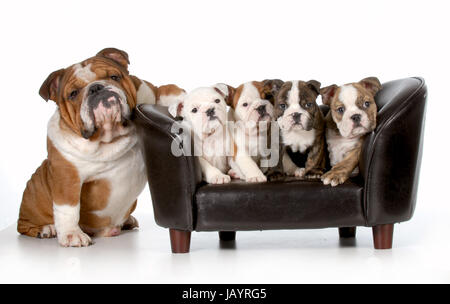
168, 99, 185, 119
320, 84, 338, 106
306, 80, 321, 96
262, 79, 284, 104
96, 48, 130, 70
359, 77, 382, 96
39, 69, 65, 102
213, 83, 235, 106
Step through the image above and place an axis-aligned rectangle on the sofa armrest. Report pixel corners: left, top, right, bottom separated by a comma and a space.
134, 104, 202, 231
360, 77, 427, 226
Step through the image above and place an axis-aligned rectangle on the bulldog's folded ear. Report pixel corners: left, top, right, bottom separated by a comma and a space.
96, 48, 130, 70
39, 69, 66, 102
306, 80, 321, 96
168, 99, 185, 119
262, 79, 284, 104
320, 84, 338, 106
359, 77, 382, 96
213, 83, 235, 106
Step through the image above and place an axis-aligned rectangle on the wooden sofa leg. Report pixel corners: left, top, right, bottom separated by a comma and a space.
170, 229, 191, 253
339, 227, 356, 238
219, 231, 236, 241
372, 224, 394, 250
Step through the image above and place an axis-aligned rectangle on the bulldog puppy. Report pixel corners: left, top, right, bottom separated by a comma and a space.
169, 84, 267, 184
320, 77, 381, 186
275, 80, 326, 179
228, 80, 284, 181
18, 48, 184, 247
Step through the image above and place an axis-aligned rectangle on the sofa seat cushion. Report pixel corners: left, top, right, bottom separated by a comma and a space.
194, 178, 365, 231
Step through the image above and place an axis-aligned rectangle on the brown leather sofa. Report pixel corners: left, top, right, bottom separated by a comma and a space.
134, 77, 427, 253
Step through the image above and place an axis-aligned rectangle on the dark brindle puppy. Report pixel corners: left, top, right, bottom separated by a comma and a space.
274, 80, 326, 179
320, 77, 381, 187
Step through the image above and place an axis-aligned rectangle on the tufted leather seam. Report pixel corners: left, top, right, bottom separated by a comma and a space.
136, 106, 195, 231
364, 77, 425, 226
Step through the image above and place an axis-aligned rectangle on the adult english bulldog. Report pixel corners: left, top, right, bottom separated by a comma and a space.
17, 48, 185, 247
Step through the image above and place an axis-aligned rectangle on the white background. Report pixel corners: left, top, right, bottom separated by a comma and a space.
0, 0, 449, 283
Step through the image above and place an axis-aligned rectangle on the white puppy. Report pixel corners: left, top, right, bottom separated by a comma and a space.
169, 84, 267, 184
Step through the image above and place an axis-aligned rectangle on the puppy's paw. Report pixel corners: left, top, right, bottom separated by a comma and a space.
58, 229, 92, 247
321, 171, 348, 187
209, 173, 231, 184
246, 174, 267, 183
305, 169, 323, 180
37, 224, 57, 239
227, 169, 241, 179
294, 168, 306, 179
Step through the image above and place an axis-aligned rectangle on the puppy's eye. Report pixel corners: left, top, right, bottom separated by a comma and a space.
364, 101, 371, 108
279, 104, 286, 110
337, 107, 345, 114
305, 102, 313, 108
243, 103, 248, 107
192, 108, 198, 113
110, 75, 121, 82
68, 90, 79, 100
215, 99, 221, 104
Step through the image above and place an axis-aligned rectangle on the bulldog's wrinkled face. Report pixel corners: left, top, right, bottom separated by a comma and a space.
232, 81, 274, 125
321, 77, 381, 138
169, 85, 230, 139
39, 48, 138, 143
275, 80, 321, 132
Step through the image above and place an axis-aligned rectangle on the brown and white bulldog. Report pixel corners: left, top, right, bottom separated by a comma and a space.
17, 48, 185, 247
320, 77, 381, 187
275, 80, 326, 179
228, 80, 285, 181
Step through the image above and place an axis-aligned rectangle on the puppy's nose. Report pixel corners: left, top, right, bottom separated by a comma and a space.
292, 112, 301, 123
206, 107, 215, 118
88, 84, 105, 96
351, 114, 361, 124
256, 105, 266, 115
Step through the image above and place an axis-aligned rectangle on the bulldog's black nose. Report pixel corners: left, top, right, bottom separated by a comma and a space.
351, 114, 361, 124
257, 105, 266, 116
206, 107, 215, 118
88, 84, 105, 96
292, 112, 301, 123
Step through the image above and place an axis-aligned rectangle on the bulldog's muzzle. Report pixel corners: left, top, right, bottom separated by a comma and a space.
81, 82, 128, 139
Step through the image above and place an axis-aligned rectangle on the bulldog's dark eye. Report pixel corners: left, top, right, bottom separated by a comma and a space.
192, 108, 198, 113
337, 107, 345, 114
68, 90, 79, 100
243, 103, 248, 107
110, 75, 121, 82
279, 104, 286, 110
364, 101, 371, 108
305, 102, 313, 108
215, 99, 221, 104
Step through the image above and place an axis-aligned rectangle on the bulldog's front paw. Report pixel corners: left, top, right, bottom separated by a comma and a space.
305, 169, 324, 180
294, 168, 306, 179
209, 173, 231, 184
246, 174, 267, 183
58, 229, 92, 247
321, 170, 349, 187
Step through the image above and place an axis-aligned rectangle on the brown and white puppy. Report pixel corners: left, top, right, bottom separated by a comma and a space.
274, 80, 326, 179
18, 48, 184, 247
228, 80, 284, 181
320, 77, 381, 186
169, 84, 268, 184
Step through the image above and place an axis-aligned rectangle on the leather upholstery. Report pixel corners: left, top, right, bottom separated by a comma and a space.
134, 77, 427, 231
